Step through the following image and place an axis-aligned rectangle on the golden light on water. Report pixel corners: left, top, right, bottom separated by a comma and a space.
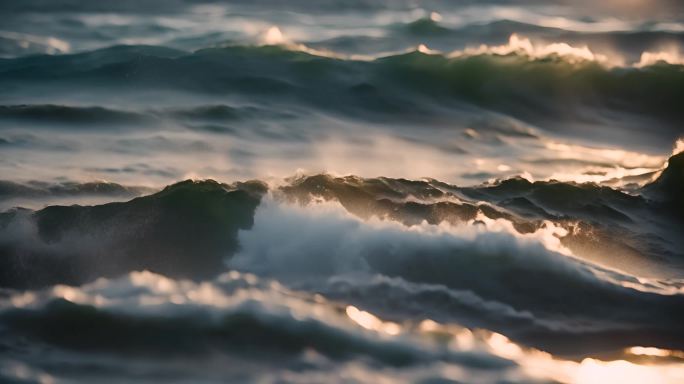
345, 305, 401, 335
575, 358, 684, 384
628, 346, 684, 359
346, 307, 684, 384
262, 26, 286, 45
457, 34, 611, 64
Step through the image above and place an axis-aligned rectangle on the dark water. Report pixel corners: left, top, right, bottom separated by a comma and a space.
1, 1, 684, 383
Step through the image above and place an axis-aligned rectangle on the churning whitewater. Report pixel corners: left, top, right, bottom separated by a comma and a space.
1, 1, 684, 383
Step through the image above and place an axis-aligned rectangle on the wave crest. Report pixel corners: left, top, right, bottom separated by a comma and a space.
455, 34, 611, 64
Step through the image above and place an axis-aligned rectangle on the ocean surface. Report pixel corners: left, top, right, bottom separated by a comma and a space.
1, 1, 684, 383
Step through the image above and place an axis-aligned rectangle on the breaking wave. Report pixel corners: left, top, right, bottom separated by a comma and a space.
1, 40, 683, 127
1, 270, 683, 383
0, 151, 682, 369
2, 2, 684, 383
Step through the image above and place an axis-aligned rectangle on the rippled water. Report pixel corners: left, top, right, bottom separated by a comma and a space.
1, 1, 683, 383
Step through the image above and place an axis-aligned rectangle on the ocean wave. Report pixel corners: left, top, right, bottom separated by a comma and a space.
231, 196, 684, 354
0, 180, 266, 289
637, 50, 684, 67
644, 147, 684, 217
2, 151, 682, 289
277, 153, 684, 277
159, 104, 297, 122
2, 2, 684, 383
0, 180, 157, 213
0, 154, 683, 382
0, 152, 681, 338
1, 271, 683, 383
0, 30, 70, 58
0, 103, 295, 133
0, 104, 153, 126
0, 180, 152, 201
0, 271, 514, 369
1, 41, 682, 131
